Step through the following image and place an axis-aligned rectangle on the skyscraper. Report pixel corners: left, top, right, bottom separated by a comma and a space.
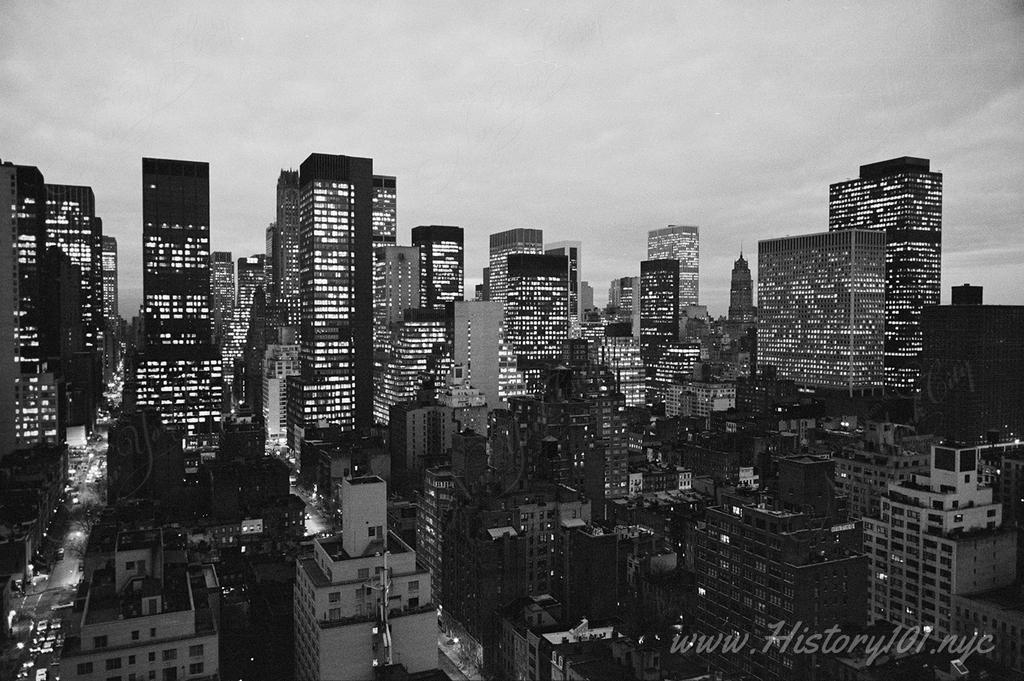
487, 228, 543, 304
372, 174, 397, 248
374, 308, 452, 424
917, 286, 1024, 444
505, 253, 569, 363
412, 224, 464, 310
648, 225, 699, 307
291, 153, 374, 444
727, 251, 755, 322
222, 254, 265, 392
545, 240, 582, 323
45, 183, 103, 353
639, 258, 680, 364
0, 163, 22, 457
829, 157, 942, 392
758, 229, 885, 394
269, 169, 301, 328
373, 245, 421, 347
132, 157, 222, 441
453, 300, 526, 410
101, 235, 118, 324
210, 251, 234, 346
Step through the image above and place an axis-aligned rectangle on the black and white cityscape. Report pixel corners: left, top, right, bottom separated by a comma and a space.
2, 4, 1023, 681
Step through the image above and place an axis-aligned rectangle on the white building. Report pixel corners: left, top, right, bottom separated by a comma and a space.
263, 343, 299, 442
453, 301, 526, 410
665, 381, 735, 421
59, 527, 220, 681
294, 476, 437, 681
864, 444, 1018, 635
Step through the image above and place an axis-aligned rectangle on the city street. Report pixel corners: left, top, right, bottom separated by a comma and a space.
2, 429, 107, 681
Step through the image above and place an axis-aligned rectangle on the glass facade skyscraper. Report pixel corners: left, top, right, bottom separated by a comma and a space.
505, 253, 568, 363
210, 251, 234, 346
101, 235, 118, 325
412, 224, 464, 310
291, 153, 374, 443
829, 157, 942, 392
648, 225, 699, 307
544, 240, 582, 325
133, 158, 222, 441
758, 229, 885, 393
372, 174, 397, 249
488, 228, 543, 304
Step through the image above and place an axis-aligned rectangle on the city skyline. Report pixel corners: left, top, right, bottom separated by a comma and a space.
2, 3, 1022, 317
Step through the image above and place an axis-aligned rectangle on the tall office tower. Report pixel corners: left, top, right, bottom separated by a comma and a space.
697, 457, 867, 681
373, 245, 420, 351
293, 476, 437, 681
639, 259, 679, 364
544, 240, 582, 324
579, 280, 593, 312
598, 328, 645, 407
222, 254, 265, 391
917, 285, 1024, 444
648, 225, 699, 307
758, 229, 885, 394
415, 466, 457, 604
133, 158, 222, 442
505, 253, 569, 364
263, 343, 299, 443
865, 444, 1017, 634
374, 308, 452, 425
270, 169, 301, 327
44, 183, 103, 353
727, 251, 755, 322
453, 301, 526, 410
101, 235, 118, 324
480, 267, 490, 301
830, 157, 942, 391
412, 225, 464, 310
372, 174, 397, 248
209, 251, 234, 345
487, 228, 543, 304
291, 153, 374, 446
0, 163, 21, 457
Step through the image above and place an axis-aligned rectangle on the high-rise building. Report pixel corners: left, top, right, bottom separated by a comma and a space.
608, 275, 640, 330
917, 286, 1024, 444
758, 229, 885, 394
647, 225, 699, 307
864, 444, 1017, 634
487, 228, 543, 304
598, 329, 645, 407
263, 343, 299, 443
101, 235, 118, 324
544, 240, 582, 324
412, 224, 464, 310
374, 308, 452, 425
415, 466, 457, 604
372, 174, 397, 249
505, 253, 569, 363
453, 301, 526, 410
44, 183, 103, 353
639, 259, 679, 357
210, 251, 234, 346
290, 153, 374, 446
132, 158, 222, 442
830, 157, 942, 391
373, 244, 420, 352
579, 280, 593, 313
0, 163, 22, 457
727, 251, 755, 322
293, 476, 436, 681
269, 169, 301, 327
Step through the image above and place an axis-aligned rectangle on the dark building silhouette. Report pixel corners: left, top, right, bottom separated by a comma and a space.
505, 253, 569, 363
830, 157, 943, 392
130, 158, 222, 443
412, 224, 464, 310
289, 154, 375, 448
918, 286, 1024, 444
727, 251, 755, 323
268, 169, 301, 328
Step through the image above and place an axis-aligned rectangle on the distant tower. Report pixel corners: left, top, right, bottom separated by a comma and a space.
545, 240, 582, 324
101, 236, 118, 325
488, 228, 543, 304
412, 225, 464, 310
269, 169, 301, 328
728, 251, 755, 322
648, 225, 699, 307
830, 157, 942, 392
210, 252, 234, 346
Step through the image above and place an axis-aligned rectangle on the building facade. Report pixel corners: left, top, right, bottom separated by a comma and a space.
412, 225, 464, 310
758, 229, 885, 394
647, 225, 699, 307
829, 157, 942, 392
487, 228, 543, 304
505, 253, 569, 364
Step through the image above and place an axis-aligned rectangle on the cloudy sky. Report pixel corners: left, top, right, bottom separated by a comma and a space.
3, 1, 1022, 316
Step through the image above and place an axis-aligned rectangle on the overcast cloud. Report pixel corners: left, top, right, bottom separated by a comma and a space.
2, 1, 1022, 316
